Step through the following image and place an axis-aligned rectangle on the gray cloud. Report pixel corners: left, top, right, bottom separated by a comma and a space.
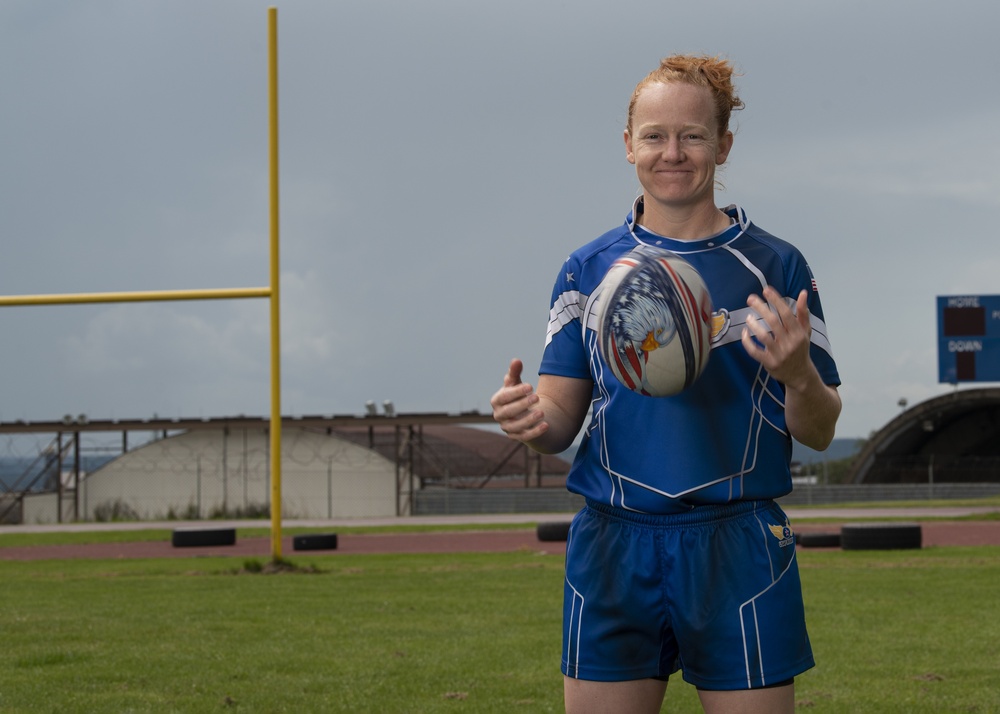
1, 0, 997, 438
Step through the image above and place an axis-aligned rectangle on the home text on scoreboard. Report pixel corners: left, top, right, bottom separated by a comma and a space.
937, 295, 1000, 384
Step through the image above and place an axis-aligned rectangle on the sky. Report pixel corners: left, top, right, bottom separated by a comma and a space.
1, 0, 997, 444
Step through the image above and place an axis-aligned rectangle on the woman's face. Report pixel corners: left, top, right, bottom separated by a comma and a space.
624, 81, 733, 214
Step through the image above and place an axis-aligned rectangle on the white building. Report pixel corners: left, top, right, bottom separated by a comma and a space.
21, 427, 398, 524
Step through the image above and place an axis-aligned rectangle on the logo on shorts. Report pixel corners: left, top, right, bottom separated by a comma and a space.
768, 522, 795, 548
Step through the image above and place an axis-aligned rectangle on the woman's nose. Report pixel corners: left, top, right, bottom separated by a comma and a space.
660, 136, 683, 161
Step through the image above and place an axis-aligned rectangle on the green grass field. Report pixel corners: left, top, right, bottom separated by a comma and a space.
1, 531, 999, 712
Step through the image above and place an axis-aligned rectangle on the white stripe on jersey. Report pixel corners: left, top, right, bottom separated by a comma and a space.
722, 244, 768, 291
713, 302, 835, 359
585, 332, 785, 510
809, 313, 834, 357
545, 289, 582, 348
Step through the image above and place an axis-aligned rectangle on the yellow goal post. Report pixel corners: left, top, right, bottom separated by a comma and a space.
0, 8, 286, 561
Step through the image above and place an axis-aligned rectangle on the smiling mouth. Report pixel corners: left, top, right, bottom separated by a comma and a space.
655, 169, 691, 177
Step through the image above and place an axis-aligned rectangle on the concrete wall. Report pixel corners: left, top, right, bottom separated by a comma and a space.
412, 483, 1000, 516
778, 482, 1000, 506
21, 492, 62, 525
414, 488, 586, 516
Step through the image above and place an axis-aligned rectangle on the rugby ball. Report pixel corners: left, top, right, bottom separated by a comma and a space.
593, 247, 713, 397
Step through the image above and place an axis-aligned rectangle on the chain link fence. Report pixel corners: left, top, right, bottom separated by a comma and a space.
3, 428, 397, 524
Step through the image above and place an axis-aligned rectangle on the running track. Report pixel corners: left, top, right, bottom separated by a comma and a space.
1, 507, 998, 561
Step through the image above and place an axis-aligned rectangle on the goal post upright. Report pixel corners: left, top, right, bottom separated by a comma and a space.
267, 6, 283, 561
0, 8, 287, 563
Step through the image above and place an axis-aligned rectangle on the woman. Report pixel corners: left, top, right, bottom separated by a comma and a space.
491, 55, 842, 713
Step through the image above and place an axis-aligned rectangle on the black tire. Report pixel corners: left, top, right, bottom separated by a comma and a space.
292, 533, 339, 551
797, 531, 841, 548
840, 523, 922, 551
536, 521, 571, 542
171, 527, 237, 548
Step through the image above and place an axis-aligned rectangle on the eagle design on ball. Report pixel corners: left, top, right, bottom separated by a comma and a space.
596, 247, 712, 397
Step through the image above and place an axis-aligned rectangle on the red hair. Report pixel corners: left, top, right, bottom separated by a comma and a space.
627, 55, 744, 136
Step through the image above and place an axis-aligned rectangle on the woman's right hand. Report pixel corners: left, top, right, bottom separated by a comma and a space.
490, 358, 550, 444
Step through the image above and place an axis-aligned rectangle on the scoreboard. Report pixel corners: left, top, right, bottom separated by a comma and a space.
937, 295, 1000, 383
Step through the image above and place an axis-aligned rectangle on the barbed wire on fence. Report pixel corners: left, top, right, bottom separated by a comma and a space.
5, 427, 399, 523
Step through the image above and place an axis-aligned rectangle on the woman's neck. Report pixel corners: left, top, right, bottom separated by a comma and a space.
636, 200, 731, 241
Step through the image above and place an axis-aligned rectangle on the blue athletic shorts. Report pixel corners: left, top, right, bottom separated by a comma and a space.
561, 499, 814, 690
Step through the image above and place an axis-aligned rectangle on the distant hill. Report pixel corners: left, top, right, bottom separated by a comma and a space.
792, 437, 862, 465
0, 455, 115, 491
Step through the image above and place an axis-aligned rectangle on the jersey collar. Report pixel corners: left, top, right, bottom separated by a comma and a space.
626, 197, 749, 254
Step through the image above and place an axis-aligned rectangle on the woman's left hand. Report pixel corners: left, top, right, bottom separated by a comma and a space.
741, 286, 813, 390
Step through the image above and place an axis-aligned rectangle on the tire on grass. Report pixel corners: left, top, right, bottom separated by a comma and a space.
840, 522, 922, 551
171, 527, 237, 548
292, 533, 339, 551
796, 531, 842, 548
536, 521, 571, 542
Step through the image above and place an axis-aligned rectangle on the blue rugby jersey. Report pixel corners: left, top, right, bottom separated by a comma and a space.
539, 201, 840, 514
